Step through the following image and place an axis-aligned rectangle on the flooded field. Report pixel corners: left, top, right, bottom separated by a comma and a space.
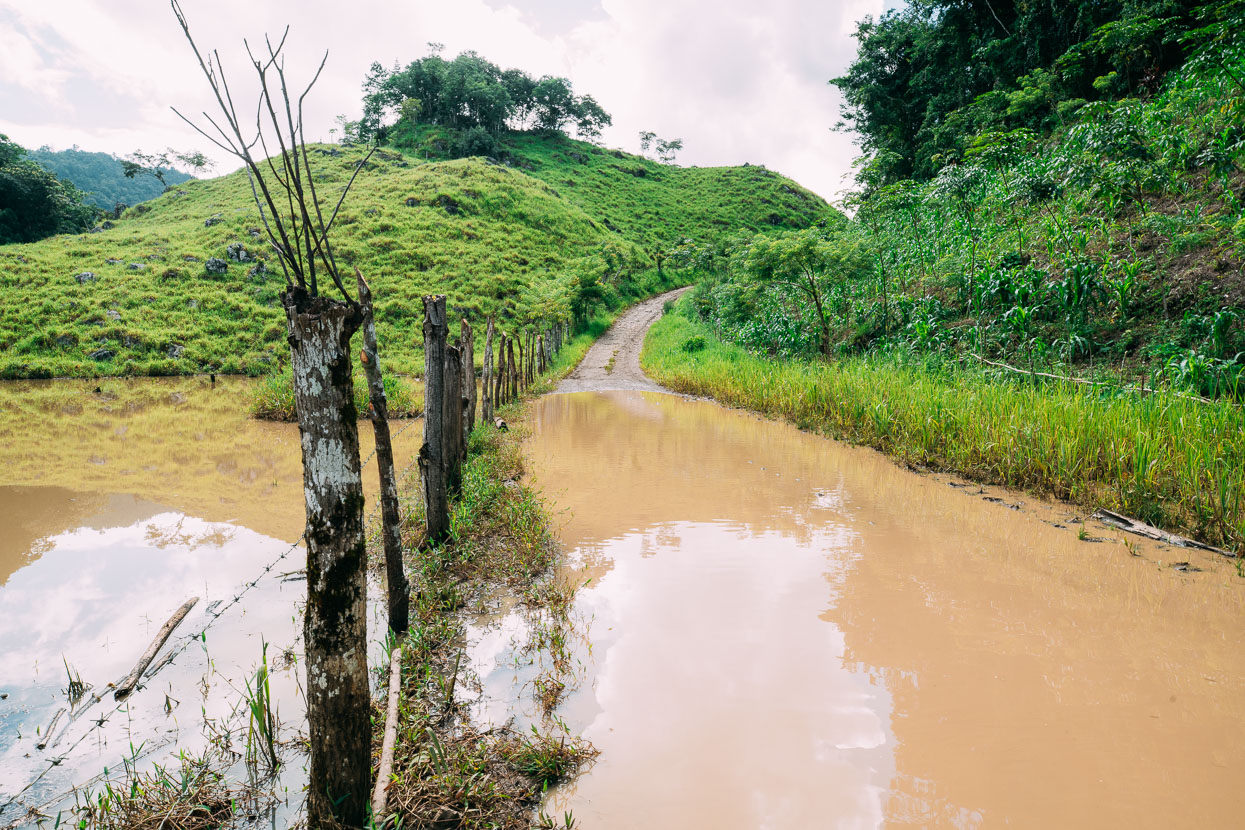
0, 378, 419, 827
467, 390, 1245, 828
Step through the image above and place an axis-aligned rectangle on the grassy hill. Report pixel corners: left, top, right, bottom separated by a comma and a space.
0, 134, 833, 380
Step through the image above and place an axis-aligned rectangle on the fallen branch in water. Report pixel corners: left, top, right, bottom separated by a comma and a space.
115, 597, 199, 700
371, 643, 403, 824
35, 707, 66, 750
1093, 509, 1236, 558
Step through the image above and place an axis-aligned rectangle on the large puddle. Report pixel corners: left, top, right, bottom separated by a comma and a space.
0, 378, 420, 827
473, 390, 1245, 828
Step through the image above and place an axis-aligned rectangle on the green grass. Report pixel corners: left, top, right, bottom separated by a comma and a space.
0, 133, 833, 381
682, 38, 1245, 394
375, 405, 593, 830
247, 369, 421, 422
643, 301, 1245, 554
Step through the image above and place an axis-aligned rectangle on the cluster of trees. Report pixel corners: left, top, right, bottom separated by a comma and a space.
0, 135, 98, 244
833, 0, 1229, 186
28, 146, 197, 211
638, 131, 683, 163
359, 46, 611, 152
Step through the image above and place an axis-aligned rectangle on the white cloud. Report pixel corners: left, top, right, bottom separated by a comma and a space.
0, 0, 882, 201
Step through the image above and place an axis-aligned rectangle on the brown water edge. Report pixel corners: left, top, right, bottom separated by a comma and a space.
513, 390, 1245, 829
0, 377, 420, 826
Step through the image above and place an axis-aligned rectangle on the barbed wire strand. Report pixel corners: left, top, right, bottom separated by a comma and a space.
1, 416, 424, 824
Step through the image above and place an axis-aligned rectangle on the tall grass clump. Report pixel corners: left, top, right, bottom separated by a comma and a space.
247, 369, 421, 421
372, 402, 593, 830
644, 303, 1245, 554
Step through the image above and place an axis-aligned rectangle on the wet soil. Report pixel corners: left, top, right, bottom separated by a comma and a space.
556, 288, 688, 394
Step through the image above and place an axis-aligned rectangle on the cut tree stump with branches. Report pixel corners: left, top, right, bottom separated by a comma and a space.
170, 1, 376, 824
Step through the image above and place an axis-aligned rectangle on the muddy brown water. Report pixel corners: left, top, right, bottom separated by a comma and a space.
465, 389, 1245, 829
0, 377, 419, 826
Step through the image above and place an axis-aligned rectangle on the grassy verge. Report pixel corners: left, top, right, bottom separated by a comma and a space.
643, 300, 1245, 555
373, 407, 593, 830
247, 369, 422, 421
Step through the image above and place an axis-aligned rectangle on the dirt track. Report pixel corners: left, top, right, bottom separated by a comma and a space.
554, 287, 689, 394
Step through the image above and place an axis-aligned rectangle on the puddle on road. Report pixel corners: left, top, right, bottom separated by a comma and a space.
468, 390, 1245, 828
0, 378, 419, 826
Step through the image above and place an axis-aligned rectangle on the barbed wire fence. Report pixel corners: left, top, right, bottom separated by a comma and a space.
0, 416, 425, 827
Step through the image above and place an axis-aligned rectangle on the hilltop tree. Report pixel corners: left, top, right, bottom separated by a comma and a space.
120, 148, 213, 189
638, 131, 683, 163
359, 48, 611, 145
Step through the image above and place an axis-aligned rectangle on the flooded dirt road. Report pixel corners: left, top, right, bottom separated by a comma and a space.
514, 390, 1245, 828
461, 298, 1245, 828
0, 377, 419, 826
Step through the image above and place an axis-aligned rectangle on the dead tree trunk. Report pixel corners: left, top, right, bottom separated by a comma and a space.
444, 343, 464, 495
460, 319, 475, 449
283, 288, 370, 828
356, 272, 409, 636
481, 316, 494, 425
420, 296, 449, 546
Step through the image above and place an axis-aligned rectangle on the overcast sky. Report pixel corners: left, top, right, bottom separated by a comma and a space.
0, 0, 887, 203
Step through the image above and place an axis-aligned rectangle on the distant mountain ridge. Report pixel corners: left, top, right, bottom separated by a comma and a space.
28, 147, 193, 211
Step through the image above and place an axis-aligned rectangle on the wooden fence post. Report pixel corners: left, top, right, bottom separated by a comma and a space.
356, 271, 409, 635
420, 296, 449, 546
507, 338, 517, 402
444, 343, 463, 494
461, 318, 476, 448
481, 316, 494, 426
283, 289, 370, 826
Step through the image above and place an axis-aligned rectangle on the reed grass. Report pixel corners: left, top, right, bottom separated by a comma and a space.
643, 305, 1245, 554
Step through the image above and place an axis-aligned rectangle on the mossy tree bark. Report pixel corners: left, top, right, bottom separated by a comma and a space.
356, 271, 409, 636
282, 287, 370, 828
420, 296, 449, 546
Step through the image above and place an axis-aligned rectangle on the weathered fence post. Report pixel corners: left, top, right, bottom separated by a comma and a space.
444, 343, 464, 494
481, 316, 494, 426
421, 296, 449, 546
356, 271, 410, 635
512, 333, 522, 393
283, 289, 371, 827
507, 338, 518, 401
461, 319, 476, 448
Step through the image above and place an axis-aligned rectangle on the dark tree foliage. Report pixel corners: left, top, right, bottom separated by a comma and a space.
0, 135, 99, 244
360, 49, 611, 151
834, 0, 1211, 185
28, 146, 194, 211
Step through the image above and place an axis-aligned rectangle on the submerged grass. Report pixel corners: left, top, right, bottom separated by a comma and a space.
643, 301, 1245, 555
